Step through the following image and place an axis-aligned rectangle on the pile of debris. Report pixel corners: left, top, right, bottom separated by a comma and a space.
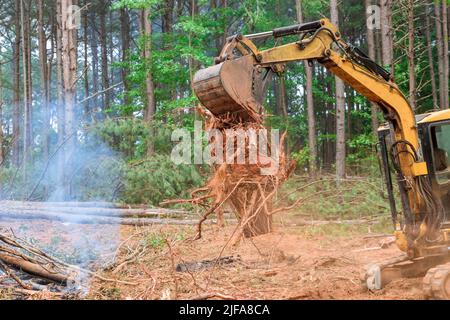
0, 226, 138, 298
0, 229, 78, 297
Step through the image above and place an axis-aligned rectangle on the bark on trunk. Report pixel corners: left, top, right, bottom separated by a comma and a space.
20, 0, 32, 170
120, 8, 131, 107
275, 75, 288, 119
296, 0, 318, 177
407, 0, 416, 110
38, 0, 50, 163
0, 209, 201, 226
435, 1, 445, 109
0, 65, 4, 166
99, 1, 110, 110
425, 9, 439, 110
83, 0, 90, 118
0, 253, 69, 284
61, 0, 78, 199
365, 0, 380, 135
55, 0, 66, 199
331, 0, 346, 182
0, 202, 187, 218
12, 0, 21, 167
90, 10, 100, 116
380, 0, 394, 75
140, 9, 156, 157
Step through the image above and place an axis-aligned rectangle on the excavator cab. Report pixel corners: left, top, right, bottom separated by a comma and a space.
377, 112, 450, 299
418, 112, 450, 220
379, 112, 450, 227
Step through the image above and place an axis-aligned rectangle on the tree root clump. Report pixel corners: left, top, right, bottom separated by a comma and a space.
163, 106, 296, 243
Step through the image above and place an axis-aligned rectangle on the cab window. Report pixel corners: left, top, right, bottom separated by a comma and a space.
431, 123, 450, 184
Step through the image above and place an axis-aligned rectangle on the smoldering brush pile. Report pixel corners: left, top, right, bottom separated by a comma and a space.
0, 231, 77, 296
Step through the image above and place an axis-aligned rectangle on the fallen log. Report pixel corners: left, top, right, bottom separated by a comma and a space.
0, 253, 68, 284
176, 255, 241, 273
0, 209, 205, 226
1, 200, 126, 208
0, 201, 188, 217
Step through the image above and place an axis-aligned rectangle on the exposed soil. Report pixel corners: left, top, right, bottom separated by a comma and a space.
0, 213, 425, 300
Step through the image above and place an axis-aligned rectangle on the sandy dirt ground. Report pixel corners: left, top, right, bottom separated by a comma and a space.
0, 213, 425, 300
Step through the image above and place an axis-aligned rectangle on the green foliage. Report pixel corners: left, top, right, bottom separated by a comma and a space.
347, 134, 376, 160
346, 134, 378, 175
112, 0, 161, 10
291, 146, 310, 169
145, 232, 167, 249
293, 216, 392, 239
280, 174, 391, 220
144, 230, 186, 249
121, 154, 205, 206
90, 119, 206, 205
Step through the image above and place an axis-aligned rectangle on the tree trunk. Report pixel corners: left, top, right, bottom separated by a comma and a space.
425, 9, 439, 110
0, 253, 69, 284
365, 0, 380, 135
162, 0, 174, 34
330, 0, 346, 182
55, 0, 65, 199
99, 1, 110, 111
0, 202, 187, 217
375, 27, 382, 66
61, 0, 78, 199
0, 65, 4, 166
188, 0, 198, 91
296, 0, 318, 178
83, 0, 90, 118
347, 89, 354, 141
109, 10, 114, 83
442, 0, 449, 109
380, 0, 394, 75
12, 0, 21, 167
220, 0, 228, 51
0, 209, 200, 226
140, 9, 156, 157
120, 8, 131, 107
435, 1, 445, 109
38, 0, 49, 163
20, 0, 32, 170
275, 75, 288, 118
407, 0, 416, 110
90, 10, 100, 116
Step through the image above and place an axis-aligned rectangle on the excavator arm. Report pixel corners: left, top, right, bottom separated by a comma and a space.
193, 18, 444, 256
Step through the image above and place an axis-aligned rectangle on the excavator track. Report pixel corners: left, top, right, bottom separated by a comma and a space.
362, 254, 410, 290
363, 253, 450, 291
423, 262, 450, 300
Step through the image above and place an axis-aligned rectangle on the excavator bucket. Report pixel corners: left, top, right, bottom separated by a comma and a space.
193, 55, 271, 122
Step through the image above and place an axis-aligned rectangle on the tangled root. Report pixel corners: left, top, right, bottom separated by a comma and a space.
164, 106, 295, 243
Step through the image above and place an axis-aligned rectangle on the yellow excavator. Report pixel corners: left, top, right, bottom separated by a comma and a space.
192, 18, 450, 299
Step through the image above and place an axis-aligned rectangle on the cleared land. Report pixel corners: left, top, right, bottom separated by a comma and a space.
0, 210, 422, 300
